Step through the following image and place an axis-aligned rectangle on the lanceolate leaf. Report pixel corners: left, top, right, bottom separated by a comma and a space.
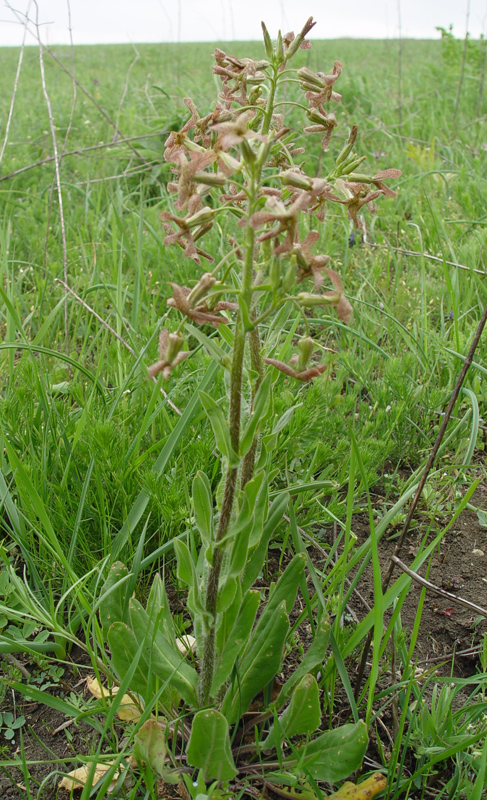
241, 493, 289, 593
263, 674, 321, 749
99, 562, 130, 637
278, 612, 331, 703
239, 372, 273, 456
128, 599, 199, 707
192, 471, 214, 546
108, 623, 153, 699
222, 600, 289, 724
187, 709, 237, 781
199, 391, 240, 467
211, 590, 260, 698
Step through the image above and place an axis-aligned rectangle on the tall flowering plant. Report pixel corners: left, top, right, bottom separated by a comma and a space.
101, 19, 399, 792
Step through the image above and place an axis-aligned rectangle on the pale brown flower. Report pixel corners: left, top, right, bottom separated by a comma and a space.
249, 193, 311, 253
148, 330, 190, 380
211, 111, 268, 151
293, 231, 331, 290
167, 283, 237, 328
263, 356, 326, 383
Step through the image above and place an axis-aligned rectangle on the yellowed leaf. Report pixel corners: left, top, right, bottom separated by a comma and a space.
329, 772, 387, 800
58, 763, 118, 792
86, 676, 142, 721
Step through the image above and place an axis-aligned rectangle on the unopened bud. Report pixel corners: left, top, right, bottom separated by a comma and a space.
269, 256, 282, 290
261, 21, 274, 58
193, 172, 227, 187
187, 273, 216, 307
276, 30, 285, 65
248, 85, 263, 104
166, 332, 185, 363
298, 291, 340, 307
186, 207, 215, 229
340, 156, 367, 175
280, 170, 313, 190
297, 336, 315, 371
297, 67, 325, 89
336, 125, 358, 166
282, 261, 296, 292
346, 172, 371, 183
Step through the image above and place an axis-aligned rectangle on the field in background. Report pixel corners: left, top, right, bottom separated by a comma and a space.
1, 30, 487, 798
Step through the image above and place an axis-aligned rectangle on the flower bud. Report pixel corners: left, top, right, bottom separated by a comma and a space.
165, 332, 186, 363
336, 125, 358, 166
187, 273, 216, 307
340, 156, 367, 175
297, 67, 325, 89
282, 261, 296, 292
297, 336, 315, 371
269, 256, 282, 290
298, 291, 340, 307
279, 170, 313, 190
346, 172, 371, 183
193, 172, 227, 187
186, 206, 215, 228
261, 21, 274, 58
276, 30, 285, 65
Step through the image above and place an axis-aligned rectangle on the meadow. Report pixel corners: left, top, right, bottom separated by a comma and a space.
0, 22, 487, 799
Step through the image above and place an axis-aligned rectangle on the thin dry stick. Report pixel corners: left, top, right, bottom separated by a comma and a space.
54, 279, 183, 417
454, 0, 472, 125
354, 296, 487, 699
33, 3, 69, 358
361, 215, 487, 276
391, 555, 487, 618
0, 131, 168, 185
4, 0, 148, 164
0, 0, 32, 168
115, 45, 140, 132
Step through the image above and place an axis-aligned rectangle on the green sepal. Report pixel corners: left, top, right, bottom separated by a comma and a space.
187, 709, 237, 782
199, 391, 240, 468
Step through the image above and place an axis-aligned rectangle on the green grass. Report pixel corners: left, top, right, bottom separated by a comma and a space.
1, 28, 487, 798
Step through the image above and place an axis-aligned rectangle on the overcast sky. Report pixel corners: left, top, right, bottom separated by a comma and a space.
1, 0, 486, 46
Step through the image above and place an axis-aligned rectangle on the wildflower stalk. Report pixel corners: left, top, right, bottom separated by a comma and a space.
149, 15, 401, 709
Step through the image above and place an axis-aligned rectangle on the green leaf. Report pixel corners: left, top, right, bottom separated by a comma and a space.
263, 675, 321, 749
146, 573, 176, 644
173, 539, 206, 618
99, 562, 130, 637
193, 471, 214, 546
128, 599, 199, 707
187, 709, 237, 781
108, 622, 153, 698
112, 359, 220, 560
241, 493, 289, 594
199, 391, 240, 467
278, 613, 331, 702
184, 323, 231, 369
211, 590, 260, 698
222, 600, 289, 724
287, 721, 368, 783
239, 373, 273, 456
134, 719, 167, 778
